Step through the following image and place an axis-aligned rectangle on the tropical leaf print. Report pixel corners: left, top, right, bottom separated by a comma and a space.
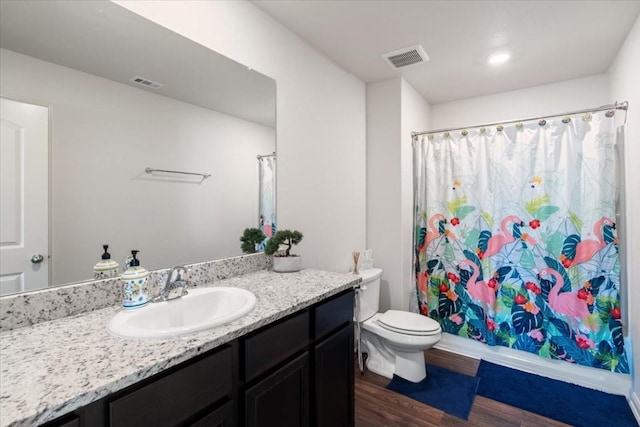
512, 305, 543, 334
448, 196, 468, 215
478, 230, 491, 253
550, 335, 595, 366
520, 249, 535, 269
512, 222, 523, 240
480, 210, 494, 229
455, 205, 475, 220
603, 224, 616, 244
545, 232, 565, 257
568, 211, 584, 233
525, 194, 549, 215
514, 334, 540, 353
417, 227, 427, 249
594, 341, 617, 371
495, 266, 519, 283
610, 318, 624, 355
494, 322, 513, 347
549, 318, 573, 337
588, 276, 606, 295
444, 244, 455, 262
533, 205, 560, 222
426, 258, 441, 274
561, 234, 580, 261
615, 353, 630, 374
468, 303, 486, 321
438, 292, 461, 317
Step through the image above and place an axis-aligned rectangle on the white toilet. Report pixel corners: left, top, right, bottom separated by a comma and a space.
356, 268, 442, 382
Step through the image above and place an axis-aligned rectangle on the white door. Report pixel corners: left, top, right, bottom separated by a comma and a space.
0, 97, 49, 295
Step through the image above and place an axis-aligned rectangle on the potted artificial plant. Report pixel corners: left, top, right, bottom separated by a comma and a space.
264, 229, 303, 273
240, 228, 266, 254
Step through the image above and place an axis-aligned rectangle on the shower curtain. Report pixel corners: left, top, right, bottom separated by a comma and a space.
258, 155, 276, 250
413, 110, 628, 373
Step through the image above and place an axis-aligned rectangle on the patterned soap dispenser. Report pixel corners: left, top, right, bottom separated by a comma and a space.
93, 244, 119, 279
121, 250, 150, 309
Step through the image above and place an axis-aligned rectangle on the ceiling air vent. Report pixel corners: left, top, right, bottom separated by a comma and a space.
129, 76, 163, 89
382, 45, 429, 70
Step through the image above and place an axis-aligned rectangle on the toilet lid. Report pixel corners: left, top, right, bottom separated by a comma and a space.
378, 310, 441, 336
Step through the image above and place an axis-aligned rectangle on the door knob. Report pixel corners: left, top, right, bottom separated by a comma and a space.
31, 254, 44, 264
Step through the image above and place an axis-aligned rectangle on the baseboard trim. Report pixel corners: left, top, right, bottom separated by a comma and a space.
435, 333, 631, 396
629, 391, 640, 425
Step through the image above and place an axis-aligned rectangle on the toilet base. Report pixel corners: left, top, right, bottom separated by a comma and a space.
361, 329, 428, 383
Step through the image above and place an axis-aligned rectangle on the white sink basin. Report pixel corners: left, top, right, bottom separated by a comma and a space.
108, 287, 256, 339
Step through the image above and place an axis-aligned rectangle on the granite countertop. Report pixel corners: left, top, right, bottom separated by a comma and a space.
0, 269, 360, 427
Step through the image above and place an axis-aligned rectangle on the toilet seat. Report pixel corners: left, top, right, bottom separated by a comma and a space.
378, 310, 441, 336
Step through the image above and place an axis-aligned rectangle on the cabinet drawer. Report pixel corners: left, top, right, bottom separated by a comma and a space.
189, 400, 234, 427
244, 310, 309, 382
42, 414, 80, 427
109, 346, 232, 427
314, 290, 354, 340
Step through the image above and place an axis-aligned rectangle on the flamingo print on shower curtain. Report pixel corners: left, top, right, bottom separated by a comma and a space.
258, 155, 276, 250
413, 111, 628, 373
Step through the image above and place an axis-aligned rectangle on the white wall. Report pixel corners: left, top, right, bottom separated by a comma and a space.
115, 0, 367, 273
400, 79, 431, 311
609, 14, 640, 417
1, 48, 274, 285
366, 79, 401, 311
431, 74, 610, 129
366, 78, 430, 311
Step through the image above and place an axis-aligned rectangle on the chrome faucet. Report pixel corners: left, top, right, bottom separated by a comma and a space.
155, 266, 189, 302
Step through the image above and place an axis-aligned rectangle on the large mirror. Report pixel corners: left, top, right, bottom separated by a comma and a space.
0, 1, 276, 295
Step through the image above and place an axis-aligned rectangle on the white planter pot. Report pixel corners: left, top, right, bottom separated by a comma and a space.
272, 255, 302, 273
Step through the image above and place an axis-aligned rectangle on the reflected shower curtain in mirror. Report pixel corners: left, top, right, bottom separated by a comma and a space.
413, 110, 628, 373
258, 155, 276, 250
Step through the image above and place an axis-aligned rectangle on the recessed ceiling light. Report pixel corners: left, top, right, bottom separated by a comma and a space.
489, 52, 510, 65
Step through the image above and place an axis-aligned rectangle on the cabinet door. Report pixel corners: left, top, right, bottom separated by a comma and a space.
314, 324, 354, 427
244, 353, 309, 427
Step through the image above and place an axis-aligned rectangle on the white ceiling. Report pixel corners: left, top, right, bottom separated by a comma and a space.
253, 0, 640, 104
0, 0, 276, 127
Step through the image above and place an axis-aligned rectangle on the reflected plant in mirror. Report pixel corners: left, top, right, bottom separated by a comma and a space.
0, 0, 276, 295
240, 228, 267, 254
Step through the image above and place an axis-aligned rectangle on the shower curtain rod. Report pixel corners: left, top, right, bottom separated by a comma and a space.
411, 101, 628, 137
256, 152, 276, 160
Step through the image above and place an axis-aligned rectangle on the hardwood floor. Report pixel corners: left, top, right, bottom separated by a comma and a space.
354, 348, 570, 427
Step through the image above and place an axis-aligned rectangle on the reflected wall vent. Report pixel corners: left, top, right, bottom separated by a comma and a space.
382, 45, 429, 70
129, 76, 163, 89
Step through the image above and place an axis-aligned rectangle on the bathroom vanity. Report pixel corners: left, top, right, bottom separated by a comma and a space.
0, 269, 359, 427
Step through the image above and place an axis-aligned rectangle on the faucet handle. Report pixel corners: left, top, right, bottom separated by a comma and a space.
168, 265, 187, 284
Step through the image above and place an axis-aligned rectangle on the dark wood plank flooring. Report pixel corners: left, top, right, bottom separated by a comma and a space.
354, 348, 570, 427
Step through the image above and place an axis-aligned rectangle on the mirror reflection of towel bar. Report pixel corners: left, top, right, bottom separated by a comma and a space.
145, 167, 211, 179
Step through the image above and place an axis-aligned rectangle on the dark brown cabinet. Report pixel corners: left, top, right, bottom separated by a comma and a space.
43, 289, 354, 427
245, 353, 310, 427
314, 325, 354, 427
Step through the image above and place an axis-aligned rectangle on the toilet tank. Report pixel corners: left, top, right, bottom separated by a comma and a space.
355, 268, 383, 322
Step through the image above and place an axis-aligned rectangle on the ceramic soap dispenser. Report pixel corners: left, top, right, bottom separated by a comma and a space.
121, 250, 150, 309
93, 244, 119, 279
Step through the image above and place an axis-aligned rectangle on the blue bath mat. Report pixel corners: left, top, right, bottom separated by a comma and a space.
476, 360, 638, 426
386, 364, 480, 420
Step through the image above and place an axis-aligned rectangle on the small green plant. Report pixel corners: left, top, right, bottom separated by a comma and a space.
240, 228, 266, 254
264, 229, 303, 257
